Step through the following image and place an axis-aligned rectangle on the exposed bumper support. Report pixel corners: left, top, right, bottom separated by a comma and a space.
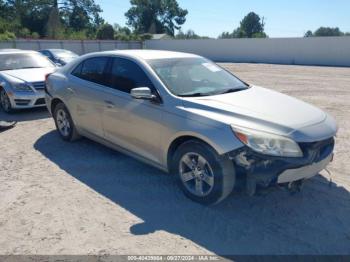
228, 137, 335, 195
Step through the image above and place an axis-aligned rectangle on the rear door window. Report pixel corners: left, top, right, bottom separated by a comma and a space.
72, 57, 109, 86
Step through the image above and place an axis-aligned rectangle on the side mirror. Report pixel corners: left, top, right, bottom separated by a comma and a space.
131, 87, 157, 101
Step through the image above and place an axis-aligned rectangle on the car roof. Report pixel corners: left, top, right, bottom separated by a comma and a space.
0, 50, 39, 55
0, 48, 21, 52
98, 49, 200, 60
40, 49, 73, 52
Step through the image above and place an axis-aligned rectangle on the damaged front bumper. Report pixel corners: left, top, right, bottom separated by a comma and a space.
228, 137, 335, 195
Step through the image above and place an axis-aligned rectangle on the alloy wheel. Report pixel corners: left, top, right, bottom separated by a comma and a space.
56, 109, 71, 137
0, 89, 11, 112
179, 152, 215, 197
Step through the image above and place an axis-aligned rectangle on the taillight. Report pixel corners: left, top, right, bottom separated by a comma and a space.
44, 73, 51, 93
45, 73, 51, 83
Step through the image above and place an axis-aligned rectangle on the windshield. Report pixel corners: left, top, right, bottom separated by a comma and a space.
148, 57, 248, 97
0, 53, 55, 71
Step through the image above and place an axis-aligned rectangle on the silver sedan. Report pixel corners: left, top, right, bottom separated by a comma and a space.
0, 50, 55, 113
45, 50, 337, 205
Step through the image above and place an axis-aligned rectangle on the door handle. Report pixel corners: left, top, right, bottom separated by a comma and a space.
104, 100, 115, 108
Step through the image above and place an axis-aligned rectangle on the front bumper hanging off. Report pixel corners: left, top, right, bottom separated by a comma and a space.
228, 137, 335, 195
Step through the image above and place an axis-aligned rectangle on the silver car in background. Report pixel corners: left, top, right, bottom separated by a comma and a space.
39, 49, 79, 66
45, 50, 337, 205
0, 50, 56, 112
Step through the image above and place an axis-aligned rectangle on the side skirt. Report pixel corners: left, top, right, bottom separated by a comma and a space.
78, 128, 169, 173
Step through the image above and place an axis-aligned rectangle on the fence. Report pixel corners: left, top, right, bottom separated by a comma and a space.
0, 39, 143, 55
1, 37, 350, 67
145, 37, 350, 67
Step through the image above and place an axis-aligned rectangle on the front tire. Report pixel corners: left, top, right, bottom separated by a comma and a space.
53, 103, 80, 141
173, 140, 235, 205
0, 88, 13, 113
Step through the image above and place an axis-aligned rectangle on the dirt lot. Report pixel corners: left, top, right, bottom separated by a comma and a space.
0, 63, 349, 256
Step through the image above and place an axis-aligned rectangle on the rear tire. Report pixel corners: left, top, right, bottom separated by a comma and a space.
173, 140, 235, 205
0, 88, 13, 113
53, 103, 80, 141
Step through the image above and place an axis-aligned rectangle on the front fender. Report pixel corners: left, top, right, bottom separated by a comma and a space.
161, 113, 244, 168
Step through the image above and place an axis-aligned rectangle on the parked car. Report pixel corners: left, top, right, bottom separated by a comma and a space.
0, 120, 16, 130
45, 50, 337, 205
0, 49, 21, 52
39, 49, 79, 66
0, 50, 56, 112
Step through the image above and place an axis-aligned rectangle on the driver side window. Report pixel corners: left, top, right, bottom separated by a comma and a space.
107, 57, 154, 94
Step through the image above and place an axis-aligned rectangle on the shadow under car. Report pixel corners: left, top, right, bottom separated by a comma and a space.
34, 131, 350, 256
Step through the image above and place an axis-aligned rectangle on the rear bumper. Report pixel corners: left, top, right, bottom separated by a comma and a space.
45, 92, 53, 115
9, 90, 46, 109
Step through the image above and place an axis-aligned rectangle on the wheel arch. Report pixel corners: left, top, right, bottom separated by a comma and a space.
50, 97, 64, 115
166, 134, 220, 173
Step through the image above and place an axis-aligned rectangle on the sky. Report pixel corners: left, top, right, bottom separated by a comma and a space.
98, 0, 350, 38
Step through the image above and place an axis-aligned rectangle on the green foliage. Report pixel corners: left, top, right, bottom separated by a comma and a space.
218, 12, 267, 39
240, 12, 265, 38
176, 29, 210, 39
304, 27, 350, 37
314, 27, 343, 37
125, 0, 188, 36
0, 31, 16, 40
304, 30, 313, 37
96, 23, 114, 40
113, 23, 147, 41
1, 0, 103, 39
252, 32, 268, 38
63, 29, 91, 40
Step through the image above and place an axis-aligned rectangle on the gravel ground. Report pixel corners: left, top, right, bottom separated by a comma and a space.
0, 63, 349, 256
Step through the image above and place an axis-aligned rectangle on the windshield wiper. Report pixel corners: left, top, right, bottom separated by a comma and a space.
213, 87, 247, 95
178, 92, 209, 97
179, 86, 248, 97
20, 66, 43, 69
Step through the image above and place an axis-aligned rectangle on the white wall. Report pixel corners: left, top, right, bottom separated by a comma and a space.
0, 39, 143, 55
145, 37, 350, 67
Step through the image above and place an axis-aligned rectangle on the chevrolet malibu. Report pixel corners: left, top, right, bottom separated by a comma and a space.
0, 50, 56, 112
45, 50, 337, 205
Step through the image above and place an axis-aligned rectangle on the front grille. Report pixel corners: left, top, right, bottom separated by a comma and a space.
299, 137, 335, 163
31, 81, 46, 90
35, 98, 46, 105
14, 99, 30, 106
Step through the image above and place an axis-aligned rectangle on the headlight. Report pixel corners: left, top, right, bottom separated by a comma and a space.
13, 83, 33, 92
232, 126, 303, 158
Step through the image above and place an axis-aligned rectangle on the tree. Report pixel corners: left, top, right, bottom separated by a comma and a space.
218, 12, 267, 39
314, 27, 343, 37
96, 23, 114, 40
304, 30, 313, 37
125, 0, 188, 36
45, 1, 62, 38
175, 29, 210, 39
176, 29, 198, 39
239, 12, 265, 38
304, 27, 347, 37
4, 0, 103, 38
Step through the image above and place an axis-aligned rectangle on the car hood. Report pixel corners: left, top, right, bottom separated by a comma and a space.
181, 86, 337, 142
2, 67, 55, 83
59, 56, 77, 62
